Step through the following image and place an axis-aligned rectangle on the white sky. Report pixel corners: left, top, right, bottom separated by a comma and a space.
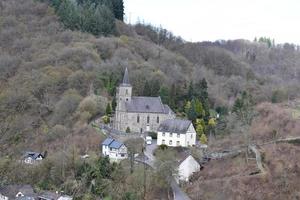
124, 0, 300, 44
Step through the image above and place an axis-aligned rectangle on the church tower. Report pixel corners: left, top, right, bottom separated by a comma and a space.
115, 68, 132, 131
117, 67, 132, 103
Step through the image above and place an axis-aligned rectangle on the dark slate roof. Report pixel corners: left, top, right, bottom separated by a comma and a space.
164, 105, 174, 115
120, 67, 130, 86
110, 140, 124, 149
125, 96, 172, 114
158, 119, 192, 134
0, 185, 35, 199
24, 152, 43, 160
102, 138, 114, 146
102, 138, 124, 149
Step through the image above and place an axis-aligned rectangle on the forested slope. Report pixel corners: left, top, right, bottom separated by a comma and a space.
1, 0, 300, 156
1, 0, 300, 198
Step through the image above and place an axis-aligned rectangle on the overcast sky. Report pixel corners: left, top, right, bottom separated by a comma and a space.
124, 0, 300, 44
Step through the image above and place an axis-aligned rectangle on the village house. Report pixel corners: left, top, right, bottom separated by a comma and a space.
0, 185, 35, 200
176, 154, 201, 182
157, 119, 197, 147
113, 68, 176, 133
102, 138, 128, 161
22, 152, 44, 165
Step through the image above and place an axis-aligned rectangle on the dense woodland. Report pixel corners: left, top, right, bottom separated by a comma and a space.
1, 0, 300, 199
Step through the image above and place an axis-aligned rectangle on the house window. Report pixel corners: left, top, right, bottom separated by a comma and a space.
191, 134, 193, 139
121, 154, 125, 157
169, 133, 173, 137
147, 116, 150, 123
110, 148, 112, 151
157, 116, 159, 123
169, 140, 173, 145
126, 89, 128, 95
177, 133, 180, 138
126, 98, 128, 101
162, 139, 165, 144
137, 115, 140, 123
176, 141, 180, 146
162, 132, 165, 137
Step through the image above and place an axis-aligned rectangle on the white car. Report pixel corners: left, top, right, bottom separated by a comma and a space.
146, 136, 152, 145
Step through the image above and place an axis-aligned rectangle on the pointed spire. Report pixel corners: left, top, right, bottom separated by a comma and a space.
122, 67, 130, 85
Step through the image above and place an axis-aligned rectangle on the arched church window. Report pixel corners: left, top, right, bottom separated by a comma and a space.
137, 115, 140, 123
126, 89, 128, 95
157, 116, 159, 123
147, 116, 150, 123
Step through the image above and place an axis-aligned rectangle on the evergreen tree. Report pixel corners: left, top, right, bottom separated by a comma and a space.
150, 79, 161, 96
57, 0, 80, 30
112, 0, 124, 21
200, 134, 208, 144
195, 78, 210, 121
50, 0, 62, 10
184, 101, 191, 115
105, 103, 112, 115
143, 81, 151, 96
196, 118, 206, 133
195, 120, 204, 138
111, 97, 117, 112
169, 84, 176, 109
93, 4, 115, 36
159, 86, 169, 104
187, 81, 194, 100
187, 102, 197, 123
233, 91, 254, 126
193, 98, 205, 118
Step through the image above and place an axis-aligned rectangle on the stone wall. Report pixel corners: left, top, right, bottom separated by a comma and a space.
117, 111, 175, 133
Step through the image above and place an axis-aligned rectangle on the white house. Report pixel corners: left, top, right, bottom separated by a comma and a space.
102, 138, 128, 161
23, 152, 44, 165
157, 119, 196, 147
177, 154, 201, 182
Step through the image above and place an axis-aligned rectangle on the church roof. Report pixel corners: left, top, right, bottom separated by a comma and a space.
125, 96, 172, 114
158, 119, 192, 134
121, 67, 130, 86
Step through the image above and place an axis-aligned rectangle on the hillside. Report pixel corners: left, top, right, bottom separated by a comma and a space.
1, 0, 300, 199
185, 102, 300, 200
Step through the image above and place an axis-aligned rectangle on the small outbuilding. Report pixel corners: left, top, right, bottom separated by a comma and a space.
176, 154, 201, 183
23, 152, 44, 165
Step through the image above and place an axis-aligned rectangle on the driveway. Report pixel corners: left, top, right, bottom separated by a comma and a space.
171, 179, 191, 200
144, 139, 191, 200
144, 139, 157, 166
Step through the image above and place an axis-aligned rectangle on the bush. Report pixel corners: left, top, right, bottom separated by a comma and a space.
148, 131, 157, 139
102, 115, 110, 124
158, 144, 168, 150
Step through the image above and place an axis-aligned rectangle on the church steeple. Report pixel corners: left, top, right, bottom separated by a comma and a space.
121, 67, 130, 86
117, 68, 132, 103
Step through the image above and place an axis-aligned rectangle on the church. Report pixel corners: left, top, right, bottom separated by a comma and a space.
114, 68, 176, 133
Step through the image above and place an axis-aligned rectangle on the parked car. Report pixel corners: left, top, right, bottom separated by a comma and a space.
146, 136, 152, 145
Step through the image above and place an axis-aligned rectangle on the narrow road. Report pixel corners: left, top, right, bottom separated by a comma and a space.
142, 140, 191, 200
171, 179, 191, 200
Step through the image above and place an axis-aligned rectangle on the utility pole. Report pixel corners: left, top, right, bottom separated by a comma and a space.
142, 145, 146, 200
